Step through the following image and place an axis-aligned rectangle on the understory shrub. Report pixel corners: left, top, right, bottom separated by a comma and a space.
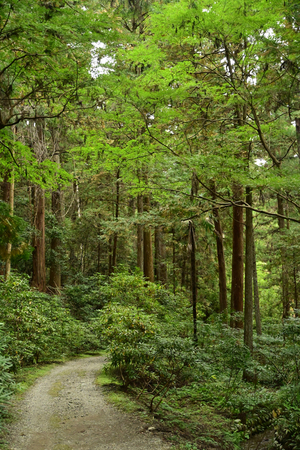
98, 303, 196, 411
0, 274, 100, 368
0, 323, 14, 430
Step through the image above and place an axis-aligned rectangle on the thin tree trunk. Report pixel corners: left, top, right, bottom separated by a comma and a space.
253, 234, 262, 335
137, 194, 144, 271
31, 186, 46, 292
294, 265, 298, 317
5, 173, 14, 280
155, 226, 167, 285
278, 194, 289, 318
244, 187, 253, 353
112, 168, 120, 272
143, 195, 154, 282
172, 228, 176, 294
211, 181, 227, 315
231, 184, 244, 328
49, 155, 62, 291
181, 255, 186, 288
189, 221, 198, 343
295, 117, 300, 160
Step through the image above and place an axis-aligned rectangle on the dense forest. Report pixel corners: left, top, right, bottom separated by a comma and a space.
1, 0, 300, 448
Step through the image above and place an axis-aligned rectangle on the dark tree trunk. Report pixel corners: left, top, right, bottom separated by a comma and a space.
294, 265, 298, 316
137, 194, 143, 271
278, 194, 289, 318
143, 195, 154, 282
211, 181, 227, 315
189, 221, 198, 343
172, 228, 176, 294
231, 184, 244, 328
155, 226, 167, 285
252, 234, 262, 335
49, 187, 62, 291
244, 187, 253, 353
49, 155, 62, 291
112, 168, 120, 272
2, 173, 14, 280
31, 186, 46, 292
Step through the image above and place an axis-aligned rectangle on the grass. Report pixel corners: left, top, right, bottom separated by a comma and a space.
95, 366, 243, 450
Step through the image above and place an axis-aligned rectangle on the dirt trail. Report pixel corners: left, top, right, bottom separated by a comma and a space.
6, 356, 171, 450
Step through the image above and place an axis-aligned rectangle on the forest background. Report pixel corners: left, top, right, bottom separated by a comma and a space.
0, 0, 300, 449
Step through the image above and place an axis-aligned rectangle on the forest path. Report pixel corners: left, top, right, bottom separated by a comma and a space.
6, 356, 171, 450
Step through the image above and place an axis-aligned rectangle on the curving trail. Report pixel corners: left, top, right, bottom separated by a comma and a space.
6, 356, 171, 450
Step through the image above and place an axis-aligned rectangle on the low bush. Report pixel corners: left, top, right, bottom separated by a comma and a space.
0, 274, 100, 368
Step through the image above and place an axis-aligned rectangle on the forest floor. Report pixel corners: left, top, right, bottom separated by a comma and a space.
4, 356, 172, 450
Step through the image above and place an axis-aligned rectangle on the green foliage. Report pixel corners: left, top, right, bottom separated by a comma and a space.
0, 275, 100, 368
0, 323, 14, 432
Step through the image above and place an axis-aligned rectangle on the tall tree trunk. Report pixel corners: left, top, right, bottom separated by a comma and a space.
108, 236, 113, 275
253, 234, 262, 335
231, 184, 244, 328
278, 194, 289, 318
244, 187, 253, 353
211, 181, 227, 315
295, 117, 300, 160
155, 226, 167, 285
4, 173, 14, 280
112, 168, 120, 272
49, 155, 62, 291
143, 195, 154, 282
137, 194, 144, 271
189, 221, 198, 343
31, 186, 46, 292
294, 264, 298, 317
172, 228, 176, 294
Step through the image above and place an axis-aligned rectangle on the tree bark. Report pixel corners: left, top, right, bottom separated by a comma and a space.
189, 221, 198, 343
253, 234, 262, 335
231, 184, 244, 328
143, 195, 154, 282
211, 181, 227, 315
155, 226, 167, 285
4, 173, 14, 280
137, 194, 144, 271
278, 194, 289, 318
244, 187, 253, 353
112, 168, 120, 272
49, 154, 62, 291
31, 186, 46, 292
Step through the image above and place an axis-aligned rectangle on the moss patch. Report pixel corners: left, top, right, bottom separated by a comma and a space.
48, 381, 64, 397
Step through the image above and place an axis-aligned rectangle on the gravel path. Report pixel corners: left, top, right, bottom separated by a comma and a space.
6, 356, 171, 450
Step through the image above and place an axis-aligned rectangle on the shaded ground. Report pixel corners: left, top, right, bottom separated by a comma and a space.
5, 356, 171, 450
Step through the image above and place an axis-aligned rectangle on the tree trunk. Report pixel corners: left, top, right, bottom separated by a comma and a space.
137, 194, 144, 271
278, 194, 289, 318
294, 265, 298, 317
189, 221, 198, 343
211, 181, 227, 315
230, 184, 244, 328
244, 187, 253, 353
172, 228, 176, 294
295, 117, 300, 160
112, 168, 120, 272
4, 173, 14, 280
253, 234, 262, 335
49, 155, 62, 291
155, 226, 167, 285
31, 186, 46, 292
143, 195, 154, 282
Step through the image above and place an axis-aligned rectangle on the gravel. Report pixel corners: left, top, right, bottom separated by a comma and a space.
5, 356, 171, 450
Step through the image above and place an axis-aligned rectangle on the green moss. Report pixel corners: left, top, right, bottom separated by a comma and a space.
49, 414, 61, 429
48, 381, 64, 397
